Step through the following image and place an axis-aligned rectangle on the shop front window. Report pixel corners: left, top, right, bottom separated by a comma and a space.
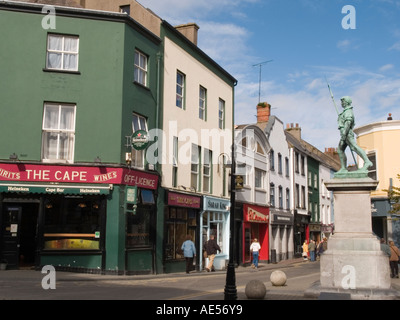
126, 189, 155, 248
165, 208, 196, 260
203, 212, 224, 252
43, 195, 104, 250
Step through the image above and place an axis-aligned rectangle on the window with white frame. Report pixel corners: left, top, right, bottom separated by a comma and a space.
191, 144, 200, 191
134, 50, 148, 86
255, 168, 265, 188
278, 186, 283, 208
131, 113, 148, 169
203, 148, 212, 193
46, 34, 79, 71
42, 103, 76, 163
270, 183, 275, 207
199, 86, 207, 120
176, 71, 185, 109
218, 99, 225, 129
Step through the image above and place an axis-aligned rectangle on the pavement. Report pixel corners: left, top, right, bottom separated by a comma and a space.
1, 257, 399, 301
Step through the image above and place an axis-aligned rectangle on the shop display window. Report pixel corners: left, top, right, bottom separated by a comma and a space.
126, 189, 155, 248
165, 208, 196, 260
43, 195, 104, 250
126, 205, 152, 247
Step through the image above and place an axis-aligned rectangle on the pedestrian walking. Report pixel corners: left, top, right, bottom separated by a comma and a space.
250, 238, 261, 268
389, 241, 400, 278
205, 235, 221, 272
302, 240, 309, 261
317, 238, 327, 258
380, 238, 391, 257
181, 234, 196, 274
308, 240, 316, 262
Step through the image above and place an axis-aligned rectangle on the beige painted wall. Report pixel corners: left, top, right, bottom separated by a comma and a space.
161, 38, 233, 198
355, 121, 400, 197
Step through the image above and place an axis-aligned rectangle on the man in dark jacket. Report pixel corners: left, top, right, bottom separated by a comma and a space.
205, 235, 221, 272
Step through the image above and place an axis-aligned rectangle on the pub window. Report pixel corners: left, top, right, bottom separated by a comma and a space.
41, 103, 76, 163
126, 189, 155, 247
134, 50, 148, 86
46, 34, 79, 71
131, 113, 147, 169
43, 195, 104, 250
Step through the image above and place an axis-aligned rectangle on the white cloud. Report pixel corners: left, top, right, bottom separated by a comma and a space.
379, 64, 395, 72
389, 41, 400, 51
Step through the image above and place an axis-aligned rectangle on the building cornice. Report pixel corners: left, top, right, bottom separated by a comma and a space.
354, 120, 400, 136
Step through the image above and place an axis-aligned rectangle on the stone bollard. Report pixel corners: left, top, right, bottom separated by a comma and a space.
270, 270, 287, 286
245, 280, 266, 299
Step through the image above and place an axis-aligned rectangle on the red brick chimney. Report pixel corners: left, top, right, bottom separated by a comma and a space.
256, 102, 271, 124
324, 147, 340, 163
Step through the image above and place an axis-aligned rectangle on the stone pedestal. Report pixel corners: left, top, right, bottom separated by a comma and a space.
306, 178, 399, 300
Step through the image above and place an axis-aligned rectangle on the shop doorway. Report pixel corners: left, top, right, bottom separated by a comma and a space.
1, 202, 39, 269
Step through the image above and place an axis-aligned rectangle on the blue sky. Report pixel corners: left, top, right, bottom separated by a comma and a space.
138, 0, 400, 153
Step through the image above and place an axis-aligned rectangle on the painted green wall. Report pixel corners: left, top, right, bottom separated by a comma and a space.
0, 9, 126, 163
0, 8, 161, 165
307, 157, 320, 222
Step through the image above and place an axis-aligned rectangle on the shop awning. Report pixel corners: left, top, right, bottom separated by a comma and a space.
0, 182, 112, 195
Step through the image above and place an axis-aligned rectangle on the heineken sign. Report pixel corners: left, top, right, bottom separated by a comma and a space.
131, 130, 149, 150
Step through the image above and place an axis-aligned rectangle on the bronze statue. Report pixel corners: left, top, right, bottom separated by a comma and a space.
335, 96, 372, 177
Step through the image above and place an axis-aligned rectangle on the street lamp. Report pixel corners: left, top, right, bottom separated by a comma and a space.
224, 144, 237, 300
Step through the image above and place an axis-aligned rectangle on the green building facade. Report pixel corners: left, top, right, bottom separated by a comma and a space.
0, 2, 163, 274
307, 157, 320, 240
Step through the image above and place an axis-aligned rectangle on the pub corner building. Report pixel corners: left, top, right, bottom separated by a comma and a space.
0, 163, 160, 275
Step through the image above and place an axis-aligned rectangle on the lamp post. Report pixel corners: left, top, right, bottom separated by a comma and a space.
224, 144, 237, 300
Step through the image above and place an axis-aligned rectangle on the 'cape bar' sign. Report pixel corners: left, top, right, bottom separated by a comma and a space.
0, 163, 158, 190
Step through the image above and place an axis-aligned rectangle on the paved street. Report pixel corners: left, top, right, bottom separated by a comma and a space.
1, 258, 399, 301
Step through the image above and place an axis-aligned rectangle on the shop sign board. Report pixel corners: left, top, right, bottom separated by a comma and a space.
168, 192, 201, 209
203, 196, 230, 212
0, 163, 158, 190
244, 204, 269, 223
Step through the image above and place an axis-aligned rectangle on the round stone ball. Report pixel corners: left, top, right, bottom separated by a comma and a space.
245, 280, 266, 299
270, 270, 287, 286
